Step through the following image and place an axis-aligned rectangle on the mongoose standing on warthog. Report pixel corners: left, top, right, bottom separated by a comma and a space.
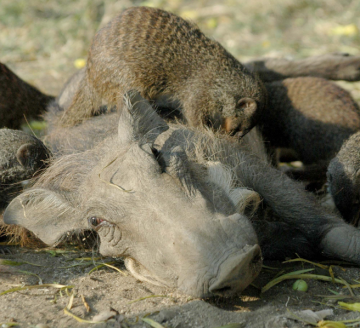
327, 131, 360, 225
0, 62, 54, 129
261, 77, 360, 183
60, 6, 267, 138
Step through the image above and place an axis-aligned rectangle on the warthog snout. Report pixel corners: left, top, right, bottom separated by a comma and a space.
209, 244, 262, 297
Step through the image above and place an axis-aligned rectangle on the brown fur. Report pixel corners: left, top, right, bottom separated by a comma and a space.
0, 63, 54, 129
261, 77, 360, 185
59, 7, 266, 138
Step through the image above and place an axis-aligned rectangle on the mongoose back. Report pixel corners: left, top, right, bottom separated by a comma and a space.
0, 63, 54, 129
261, 77, 360, 165
60, 6, 266, 137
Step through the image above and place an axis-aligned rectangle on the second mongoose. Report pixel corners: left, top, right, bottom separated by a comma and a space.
262, 77, 360, 164
0, 62, 54, 129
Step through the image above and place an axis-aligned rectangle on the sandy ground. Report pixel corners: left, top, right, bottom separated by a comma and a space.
1, 247, 360, 327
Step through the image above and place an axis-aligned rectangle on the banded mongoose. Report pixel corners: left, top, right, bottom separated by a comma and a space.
261, 77, 360, 184
60, 6, 267, 138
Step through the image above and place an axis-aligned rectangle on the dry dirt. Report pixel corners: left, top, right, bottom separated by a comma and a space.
1, 247, 360, 328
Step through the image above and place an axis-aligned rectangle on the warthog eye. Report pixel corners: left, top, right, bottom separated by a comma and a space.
89, 216, 104, 227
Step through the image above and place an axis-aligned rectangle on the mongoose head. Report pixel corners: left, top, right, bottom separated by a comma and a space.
212, 73, 267, 139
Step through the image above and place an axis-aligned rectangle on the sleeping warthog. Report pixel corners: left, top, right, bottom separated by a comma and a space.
4, 91, 360, 298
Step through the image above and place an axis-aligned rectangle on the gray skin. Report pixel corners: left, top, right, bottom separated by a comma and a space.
327, 131, 360, 225
5, 92, 360, 298
0, 129, 50, 209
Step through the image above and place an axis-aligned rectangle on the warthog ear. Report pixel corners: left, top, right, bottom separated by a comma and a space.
4, 189, 84, 245
118, 90, 169, 145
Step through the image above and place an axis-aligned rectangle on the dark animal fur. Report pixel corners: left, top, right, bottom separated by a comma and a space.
0, 62, 54, 129
261, 77, 360, 186
328, 131, 360, 225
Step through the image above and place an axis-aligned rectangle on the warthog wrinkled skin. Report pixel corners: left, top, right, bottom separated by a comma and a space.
327, 131, 360, 225
5, 90, 360, 298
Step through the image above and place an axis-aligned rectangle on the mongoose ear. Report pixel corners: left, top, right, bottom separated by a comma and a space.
237, 98, 257, 116
16, 143, 36, 167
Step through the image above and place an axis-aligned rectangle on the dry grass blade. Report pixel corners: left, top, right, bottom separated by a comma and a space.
141, 318, 166, 328
317, 320, 346, 327
63, 307, 105, 324
214, 324, 245, 328
316, 294, 359, 301
339, 277, 355, 297
346, 283, 360, 288
17, 270, 43, 285
0, 259, 43, 267
284, 258, 329, 270
0, 283, 73, 296
287, 268, 315, 275
101, 263, 127, 275
338, 301, 360, 312
129, 295, 168, 304
0, 323, 19, 327
261, 265, 279, 270
81, 294, 91, 312
0, 263, 42, 283
59, 262, 94, 269
45, 249, 73, 256
262, 271, 347, 293
88, 261, 125, 275
66, 292, 75, 310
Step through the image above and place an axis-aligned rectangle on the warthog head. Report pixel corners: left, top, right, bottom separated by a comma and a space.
4, 92, 262, 298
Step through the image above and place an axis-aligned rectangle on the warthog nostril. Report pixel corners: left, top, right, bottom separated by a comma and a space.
209, 244, 262, 297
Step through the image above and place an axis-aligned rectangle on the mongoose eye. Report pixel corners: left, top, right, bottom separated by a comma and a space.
89, 216, 104, 227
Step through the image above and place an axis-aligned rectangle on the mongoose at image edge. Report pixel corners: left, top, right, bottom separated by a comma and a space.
60, 6, 267, 139
328, 131, 360, 225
